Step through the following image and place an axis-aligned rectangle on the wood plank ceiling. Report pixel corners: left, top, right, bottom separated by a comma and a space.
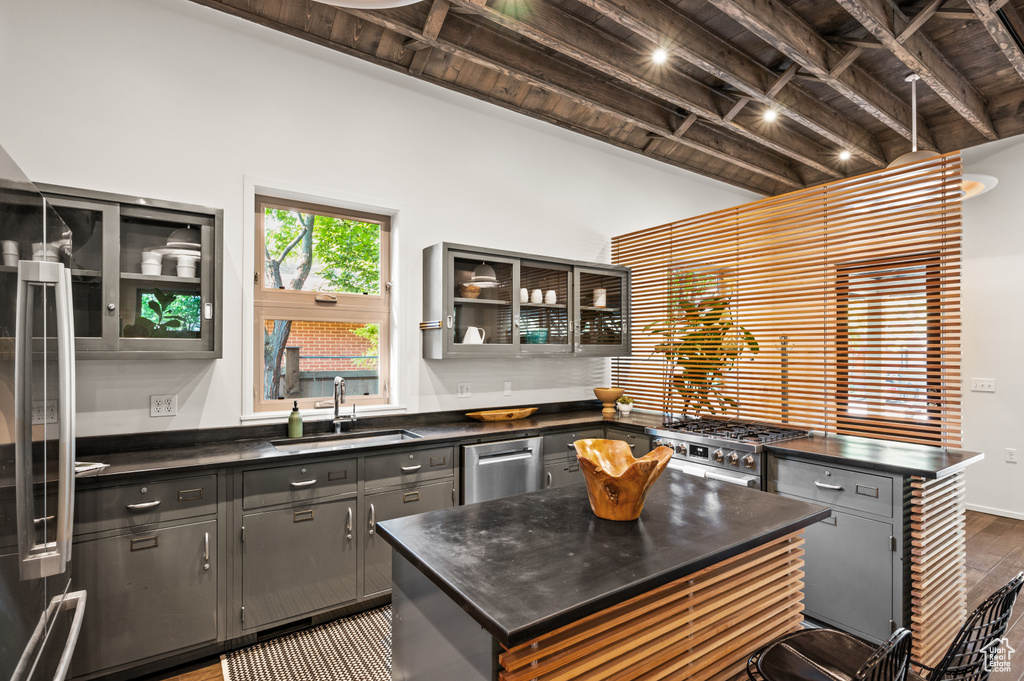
191, 0, 1024, 196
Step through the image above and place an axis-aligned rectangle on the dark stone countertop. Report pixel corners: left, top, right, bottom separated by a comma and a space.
71, 407, 651, 481
765, 433, 984, 479
377, 468, 830, 647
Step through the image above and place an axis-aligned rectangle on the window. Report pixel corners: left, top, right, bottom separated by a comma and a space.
254, 195, 390, 412
836, 254, 942, 442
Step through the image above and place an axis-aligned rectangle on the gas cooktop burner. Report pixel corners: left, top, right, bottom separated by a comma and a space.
661, 417, 810, 444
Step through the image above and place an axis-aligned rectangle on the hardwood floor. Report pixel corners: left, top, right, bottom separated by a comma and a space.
140, 510, 1024, 681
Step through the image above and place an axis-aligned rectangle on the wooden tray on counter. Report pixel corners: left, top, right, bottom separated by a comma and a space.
465, 407, 538, 422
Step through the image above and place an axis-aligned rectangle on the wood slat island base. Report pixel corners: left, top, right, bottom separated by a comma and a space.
391, 532, 806, 681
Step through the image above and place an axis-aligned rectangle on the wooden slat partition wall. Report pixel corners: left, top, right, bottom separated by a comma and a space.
909, 472, 968, 668
497, 533, 805, 681
612, 154, 963, 446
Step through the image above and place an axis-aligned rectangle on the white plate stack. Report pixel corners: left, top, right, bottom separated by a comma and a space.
141, 227, 201, 277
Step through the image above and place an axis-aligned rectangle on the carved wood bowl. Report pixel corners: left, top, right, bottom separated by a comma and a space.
573, 439, 673, 521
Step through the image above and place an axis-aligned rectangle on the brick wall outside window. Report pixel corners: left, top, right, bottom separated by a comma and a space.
264, 320, 375, 371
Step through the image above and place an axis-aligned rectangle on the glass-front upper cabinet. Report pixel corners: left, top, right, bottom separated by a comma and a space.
574, 266, 630, 356
41, 185, 223, 359
422, 243, 630, 359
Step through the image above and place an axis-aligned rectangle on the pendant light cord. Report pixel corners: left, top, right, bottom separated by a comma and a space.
907, 73, 920, 153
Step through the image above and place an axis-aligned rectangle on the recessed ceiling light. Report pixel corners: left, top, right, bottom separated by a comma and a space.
839, 150, 852, 161
652, 48, 669, 65
763, 109, 778, 122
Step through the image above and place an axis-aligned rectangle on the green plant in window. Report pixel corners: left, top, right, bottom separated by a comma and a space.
124, 289, 195, 338
644, 293, 759, 417
351, 324, 379, 370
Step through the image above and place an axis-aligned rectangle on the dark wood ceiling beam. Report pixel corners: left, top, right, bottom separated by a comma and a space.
964, 0, 1024, 83
421, 0, 450, 40
344, 4, 807, 187
833, 0, 998, 140
189, 0, 788, 194
897, 0, 945, 42
708, 0, 936, 152
444, 0, 843, 177
571, 0, 887, 167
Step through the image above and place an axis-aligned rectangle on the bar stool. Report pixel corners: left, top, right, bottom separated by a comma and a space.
909, 571, 1023, 681
747, 627, 912, 681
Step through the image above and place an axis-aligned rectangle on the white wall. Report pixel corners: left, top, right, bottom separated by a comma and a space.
0, 0, 752, 436
961, 138, 1024, 519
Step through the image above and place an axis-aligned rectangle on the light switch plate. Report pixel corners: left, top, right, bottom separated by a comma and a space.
970, 378, 996, 392
504, 381, 512, 396
457, 382, 471, 398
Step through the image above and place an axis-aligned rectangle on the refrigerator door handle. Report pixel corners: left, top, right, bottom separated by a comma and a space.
9, 590, 87, 681
14, 261, 75, 580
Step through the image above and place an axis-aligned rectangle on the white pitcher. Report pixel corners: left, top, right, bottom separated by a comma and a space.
463, 326, 486, 344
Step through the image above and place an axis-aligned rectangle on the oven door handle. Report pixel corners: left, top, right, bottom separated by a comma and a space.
476, 449, 534, 465
705, 469, 759, 487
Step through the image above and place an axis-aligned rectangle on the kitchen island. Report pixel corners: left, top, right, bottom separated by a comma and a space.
379, 468, 830, 681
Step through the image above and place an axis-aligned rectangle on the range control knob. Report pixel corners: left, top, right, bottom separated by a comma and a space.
653, 439, 670, 449
742, 455, 756, 469
675, 443, 688, 456
727, 452, 740, 466
714, 449, 725, 462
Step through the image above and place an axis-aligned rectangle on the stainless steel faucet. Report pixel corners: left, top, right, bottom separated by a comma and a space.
333, 376, 356, 433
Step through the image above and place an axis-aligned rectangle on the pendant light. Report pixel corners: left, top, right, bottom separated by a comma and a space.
888, 74, 998, 199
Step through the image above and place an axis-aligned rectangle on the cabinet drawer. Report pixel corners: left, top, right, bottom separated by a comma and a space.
243, 458, 356, 510
775, 458, 892, 518
543, 428, 603, 462
604, 427, 651, 456
76, 475, 217, 534
364, 446, 454, 490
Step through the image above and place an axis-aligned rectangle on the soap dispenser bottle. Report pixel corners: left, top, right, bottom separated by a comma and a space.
288, 400, 303, 438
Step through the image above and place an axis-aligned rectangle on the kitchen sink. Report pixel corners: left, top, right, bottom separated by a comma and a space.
272, 429, 424, 454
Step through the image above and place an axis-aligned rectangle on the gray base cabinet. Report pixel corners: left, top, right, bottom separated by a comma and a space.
770, 455, 902, 643
240, 498, 357, 631
543, 458, 582, 489
604, 426, 651, 455
363, 480, 454, 598
71, 519, 218, 677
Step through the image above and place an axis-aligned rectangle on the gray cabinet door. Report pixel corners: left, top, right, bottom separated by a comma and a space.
70, 520, 217, 676
363, 481, 453, 598
800, 508, 894, 642
543, 459, 583, 489
604, 427, 651, 455
241, 498, 357, 630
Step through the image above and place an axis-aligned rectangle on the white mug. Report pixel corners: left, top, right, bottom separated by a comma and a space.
545, 290, 557, 305
593, 288, 607, 308
463, 326, 486, 344
531, 289, 543, 304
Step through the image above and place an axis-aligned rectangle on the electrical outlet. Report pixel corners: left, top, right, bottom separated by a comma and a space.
31, 400, 58, 425
150, 394, 178, 417
457, 382, 471, 398
970, 378, 996, 393
504, 381, 512, 396
1007, 448, 1018, 464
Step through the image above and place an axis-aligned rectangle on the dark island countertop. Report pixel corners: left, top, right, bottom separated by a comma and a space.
765, 432, 984, 479
377, 468, 830, 647
68, 406, 980, 482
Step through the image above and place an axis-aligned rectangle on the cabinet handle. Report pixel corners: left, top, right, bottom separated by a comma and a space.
545, 472, 552, 488
814, 481, 843, 490
346, 507, 353, 540
400, 465, 421, 473
126, 500, 161, 511
290, 479, 317, 488
369, 503, 376, 536
203, 531, 210, 570
446, 315, 453, 329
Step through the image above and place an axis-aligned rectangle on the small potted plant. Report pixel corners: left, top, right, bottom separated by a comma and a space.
616, 395, 635, 415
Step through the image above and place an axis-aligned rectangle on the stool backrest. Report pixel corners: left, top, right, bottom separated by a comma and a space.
856, 628, 912, 681
930, 571, 1023, 681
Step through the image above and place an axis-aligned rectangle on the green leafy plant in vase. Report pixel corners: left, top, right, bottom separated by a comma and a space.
123, 289, 196, 338
644, 294, 758, 417
616, 395, 635, 415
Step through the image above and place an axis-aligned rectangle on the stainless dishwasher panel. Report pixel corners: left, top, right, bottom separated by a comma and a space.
462, 437, 544, 504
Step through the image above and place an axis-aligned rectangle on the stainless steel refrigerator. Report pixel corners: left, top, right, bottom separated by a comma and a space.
0, 142, 85, 681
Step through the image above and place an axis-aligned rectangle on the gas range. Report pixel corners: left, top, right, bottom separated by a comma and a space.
647, 417, 810, 488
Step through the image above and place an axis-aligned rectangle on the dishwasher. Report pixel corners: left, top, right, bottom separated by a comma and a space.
462, 437, 544, 504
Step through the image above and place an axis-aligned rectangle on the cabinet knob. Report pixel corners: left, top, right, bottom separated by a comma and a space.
107, 303, 116, 311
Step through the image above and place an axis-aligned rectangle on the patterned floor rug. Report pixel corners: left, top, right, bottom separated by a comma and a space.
221, 606, 391, 681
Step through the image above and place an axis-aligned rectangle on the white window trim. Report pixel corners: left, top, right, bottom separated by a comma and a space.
240, 175, 405, 423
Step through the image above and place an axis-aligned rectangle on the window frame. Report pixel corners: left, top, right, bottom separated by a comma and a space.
834, 253, 943, 443
253, 194, 391, 413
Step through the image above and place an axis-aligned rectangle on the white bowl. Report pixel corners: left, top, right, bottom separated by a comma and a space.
141, 251, 164, 266
2, 253, 18, 267
0, 240, 18, 255
141, 262, 162, 276
176, 264, 196, 278
31, 243, 59, 261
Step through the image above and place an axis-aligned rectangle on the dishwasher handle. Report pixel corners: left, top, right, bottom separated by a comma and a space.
476, 449, 534, 465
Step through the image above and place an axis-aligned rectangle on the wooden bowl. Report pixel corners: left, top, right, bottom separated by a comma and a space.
460, 283, 482, 299
593, 387, 624, 416
465, 407, 538, 421
573, 439, 673, 521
